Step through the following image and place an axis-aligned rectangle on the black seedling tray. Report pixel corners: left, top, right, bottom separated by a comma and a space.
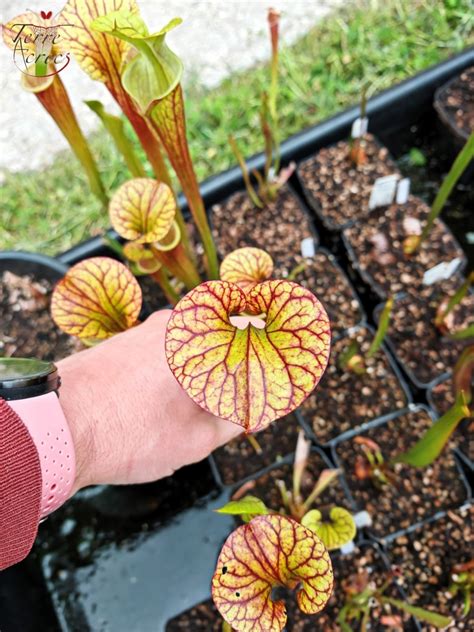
2, 50, 474, 632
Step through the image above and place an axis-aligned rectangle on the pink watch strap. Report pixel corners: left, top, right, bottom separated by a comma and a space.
9, 392, 76, 518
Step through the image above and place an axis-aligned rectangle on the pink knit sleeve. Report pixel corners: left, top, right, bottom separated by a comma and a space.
0, 398, 42, 570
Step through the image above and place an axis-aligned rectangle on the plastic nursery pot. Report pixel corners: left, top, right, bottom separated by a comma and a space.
342, 195, 467, 301
0, 250, 78, 362
296, 323, 412, 448
38, 459, 233, 632
296, 133, 401, 232
427, 376, 474, 468
386, 504, 474, 630
434, 66, 474, 183
208, 183, 320, 262
273, 247, 366, 340
373, 285, 474, 390
331, 404, 471, 542
166, 540, 419, 631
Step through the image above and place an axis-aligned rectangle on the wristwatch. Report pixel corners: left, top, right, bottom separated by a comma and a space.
0, 357, 76, 518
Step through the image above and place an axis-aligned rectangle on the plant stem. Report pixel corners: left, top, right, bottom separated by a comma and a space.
151, 242, 201, 290
406, 132, 474, 253
287, 260, 308, 281
86, 100, 146, 178
150, 86, 219, 279
229, 135, 263, 209
435, 272, 473, 330
246, 433, 263, 455
150, 269, 180, 305
116, 92, 193, 261
367, 296, 393, 358
34, 75, 108, 206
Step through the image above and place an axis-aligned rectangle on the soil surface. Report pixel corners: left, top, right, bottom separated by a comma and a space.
343, 196, 466, 299
247, 449, 350, 515
436, 67, 474, 138
299, 327, 407, 445
166, 544, 410, 631
335, 409, 468, 538
274, 250, 363, 338
212, 414, 300, 486
210, 186, 317, 263
429, 378, 474, 462
384, 282, 474, 386
0, 270, 79, 361
388, 505, 474, 630
297, 134, 400, 230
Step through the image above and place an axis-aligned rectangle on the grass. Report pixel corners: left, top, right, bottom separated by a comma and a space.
1, 0, 473, 255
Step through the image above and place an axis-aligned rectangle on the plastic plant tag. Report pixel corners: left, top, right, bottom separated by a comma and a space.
165, 280, 330, 432
353, 510, 373, 528
368, 174, 399, 210
212, 514, 333, 632
339, 541, 356, 555
219, 247, 274, 293
301, 237, 316, 258
351, 116, 368, 139
395, 178, 410, 204
423, 258, 462, 286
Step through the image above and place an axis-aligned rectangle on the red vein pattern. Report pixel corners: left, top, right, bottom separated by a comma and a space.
220, 247, 274, 293
109, 178, 176, 243
60, 0, 172, 185
51, 257, 142, 341
165, 280, 330, 432
212, 514, 333, 632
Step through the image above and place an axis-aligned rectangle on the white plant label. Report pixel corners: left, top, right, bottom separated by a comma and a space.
396, 177, 410, 204
300, 237, 316, 258
351, 116, 369, 138
368, 174, 399, 210
354, 510, 373, 528
423, 257, 462, 286
340, 541, 356, 555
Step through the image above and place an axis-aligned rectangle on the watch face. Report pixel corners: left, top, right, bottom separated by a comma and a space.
0, 357, 60, 400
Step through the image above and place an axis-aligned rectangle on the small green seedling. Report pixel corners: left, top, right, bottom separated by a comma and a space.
349, 86, 368, 167
449, 559, 474, 618
217, 430, 356, 551
404, 132, 474, 254
230, 8, 295, 208
338, 567, 452, 631
435, 271, 474, 336
338, 297, 394, 375
354, 346, 473, 484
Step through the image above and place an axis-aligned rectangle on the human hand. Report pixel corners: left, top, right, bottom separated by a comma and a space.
57, 310, 241, 495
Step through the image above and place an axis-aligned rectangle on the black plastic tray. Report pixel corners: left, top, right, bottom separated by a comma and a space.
2, 50, 474, 632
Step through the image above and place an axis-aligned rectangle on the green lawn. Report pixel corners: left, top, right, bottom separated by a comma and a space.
1, 0, 473, 255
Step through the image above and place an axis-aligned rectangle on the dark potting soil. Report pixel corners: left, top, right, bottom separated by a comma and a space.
335, 409, 468, 538
436, 67, 474, 139
138, 274, 172, 313
0, 270, 79, 361
166, 544, 409, 631
388, 505, 474, 630
209, 185, 317, 263
212, 414, 300, 487
380, 112, 474, 270
429, 378, 474, 463
299, 327, 407, 445
274, 250, 363, 338
343, 196, 466, 299
297, 134, 400, 230
383, 281, 474, 386
247, 450, 351, 515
